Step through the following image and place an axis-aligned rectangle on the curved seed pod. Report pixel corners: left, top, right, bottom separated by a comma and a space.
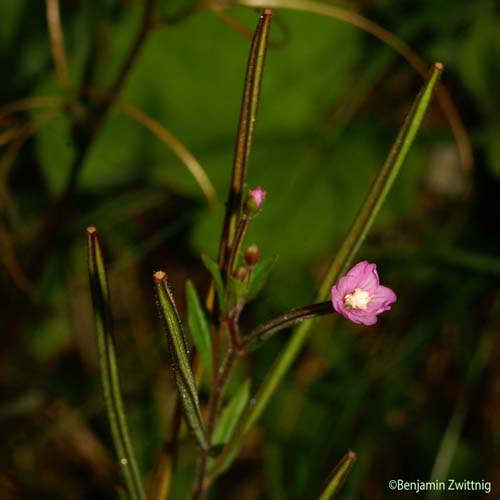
154, 271, 209, 452
86, 227, 145, 500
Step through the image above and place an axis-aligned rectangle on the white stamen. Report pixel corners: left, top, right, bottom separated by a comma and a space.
344, 288, 371, 310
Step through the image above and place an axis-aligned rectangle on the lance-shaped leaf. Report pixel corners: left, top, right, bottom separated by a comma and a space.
154, 271, 209, 452
212, 380, 251, 447
86, 227, 145, 500
201, 254, 227, 313
186, 280, 213, 373
207, 380, 251, 475
316, 451, 356, 500
218, 9, 273, 271
209, 63, 443, 481
247, 256, 277, 300
318, 62, 444, 295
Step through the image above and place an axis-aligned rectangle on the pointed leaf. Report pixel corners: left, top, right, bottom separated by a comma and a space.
154, 271, 209, 451
201, 253, 227, 313
319, 62, 444, 293
186, 280, 213, 373
316, 450, 356, 500
247, 257, 276, 300
228, 275, 247, 306
86, 227, 145, 500
213, 380, 251, 446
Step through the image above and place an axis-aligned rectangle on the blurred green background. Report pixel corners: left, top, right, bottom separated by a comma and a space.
1, 0, 499, 498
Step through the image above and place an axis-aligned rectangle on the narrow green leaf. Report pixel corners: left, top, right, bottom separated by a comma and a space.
209, 63, 443, 481
186, 280, 213, 373
218, 9, 273, 270
318, 62, 444, 296
201, 253, 227, 313
154, 271, 209, 452
228, 275, 247, 305
316, 450, 356, 500
247, 257, 276, 300
86, 227, 145, 500
212, 380, 251, 446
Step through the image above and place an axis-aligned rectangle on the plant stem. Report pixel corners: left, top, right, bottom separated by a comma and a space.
243, 301, 333, 351
217, 9, 272, 273
191, 348, 238, 500
226, 214, 250, 275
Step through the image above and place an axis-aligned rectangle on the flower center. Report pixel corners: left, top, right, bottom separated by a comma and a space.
344, 288, 371, 310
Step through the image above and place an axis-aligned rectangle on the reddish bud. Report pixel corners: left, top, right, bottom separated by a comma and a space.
233, 267, 248, 282
244, 244, 260, 266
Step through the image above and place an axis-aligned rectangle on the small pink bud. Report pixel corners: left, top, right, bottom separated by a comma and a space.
233, 267, 248, 282
245, 186, 266, 213
244, 244, 260, 266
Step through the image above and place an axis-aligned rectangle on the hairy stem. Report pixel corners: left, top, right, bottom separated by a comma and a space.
226, 215, 250, 276
191, 348, 238, 500
217, 9, 272, 273
244, 301, 333, 351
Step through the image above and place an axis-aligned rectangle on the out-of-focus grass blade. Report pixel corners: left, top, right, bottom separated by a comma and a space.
247, 257, 276, 300
86, 227, 145, 500
218, 9, 272, 270
201, 254, 227, 313
316, 451, 356, 500
154, 271, 209, 452
236, 0, 473, 174
84, 86, 218, 210
212, 380, 251, 447
427, 330, 494, 499
186, 280, 213, 373
209, 63, 443, 481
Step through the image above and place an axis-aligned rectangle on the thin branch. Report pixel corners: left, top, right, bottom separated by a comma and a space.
243, 301, 333, 351
225, 214, 250, 274
0, 96, 62, 122
191, 348, 238, 500
83, 86, 218, 209
46, 0, 70, 91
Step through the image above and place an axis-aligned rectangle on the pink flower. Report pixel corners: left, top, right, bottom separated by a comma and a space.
331, 261, 396, 325
246, 187, 266, 212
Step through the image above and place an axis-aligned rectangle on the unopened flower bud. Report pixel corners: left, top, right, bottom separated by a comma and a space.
245, 186, 266, 214
244, 244, 260, 266
233, 267, 248, 282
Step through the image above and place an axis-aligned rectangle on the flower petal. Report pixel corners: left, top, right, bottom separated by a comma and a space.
344, 308, 378, 325
345, 261, 379, 293
367, 285, 397, 315
331, 283, 346, 314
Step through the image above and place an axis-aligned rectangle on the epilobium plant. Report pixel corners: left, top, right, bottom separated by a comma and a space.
86, 9, 443, 500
